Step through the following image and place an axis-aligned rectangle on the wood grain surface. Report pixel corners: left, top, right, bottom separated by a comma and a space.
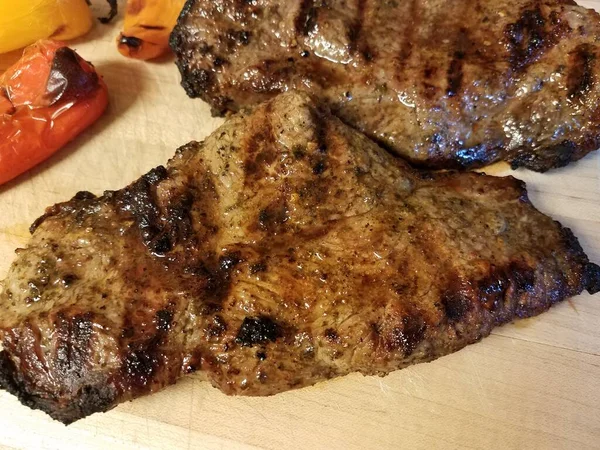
1, 1, 599, 449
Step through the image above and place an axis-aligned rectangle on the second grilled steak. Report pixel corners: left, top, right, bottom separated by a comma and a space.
172, 0, 600, 171
1, 92, 599, 423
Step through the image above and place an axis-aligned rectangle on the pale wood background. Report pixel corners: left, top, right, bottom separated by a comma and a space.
0, 1, 599, 449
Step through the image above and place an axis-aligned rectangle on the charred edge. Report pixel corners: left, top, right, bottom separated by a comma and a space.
453, 144, 496, 168
568, 44, 595, 99
295, 0, 318, 35
99, 0, 118, 24
119, 35, 143, 49
236, 316, 282, 347
473, 262, 535, 317
29, 191, 97, 234
175, 54, 214, 99
0, 351, 117, 425
558, 226, 600, 295
477, 254, 578, 319
509, 140, 577, 172
584, 263, 600, 294
46, 47, 99, 106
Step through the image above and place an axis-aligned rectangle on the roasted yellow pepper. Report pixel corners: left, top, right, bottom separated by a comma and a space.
0, 0, 93, 55
117, 0, 186, 60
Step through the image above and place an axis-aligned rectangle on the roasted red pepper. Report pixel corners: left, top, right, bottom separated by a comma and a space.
0, 40, 108, 185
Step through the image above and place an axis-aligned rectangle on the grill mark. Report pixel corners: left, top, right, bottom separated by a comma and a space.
348, 0, 369, 57
309, 106, 328, 153
396, 0, 419, 73
295, 0, 318, 36
447, 54, 464, 98
446, 28, 470, 98
568, 44, 595, 99
243, 104, 277, 185
54, 312, 94, 380
441, 292, 472, 322
140, 25, 166, 30
505, 5, 569, 72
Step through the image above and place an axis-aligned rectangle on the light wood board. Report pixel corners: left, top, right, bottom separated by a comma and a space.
0, 1, 599, 449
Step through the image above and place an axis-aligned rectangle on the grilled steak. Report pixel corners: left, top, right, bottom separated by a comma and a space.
171, 0, 600, 171
1, 92, 598, 424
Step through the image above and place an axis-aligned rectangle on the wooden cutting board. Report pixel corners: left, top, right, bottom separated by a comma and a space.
1, 2, 599, 449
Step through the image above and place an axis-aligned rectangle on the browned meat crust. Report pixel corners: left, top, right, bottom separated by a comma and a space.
171, 0, 600, 171
1, 92, 598, 424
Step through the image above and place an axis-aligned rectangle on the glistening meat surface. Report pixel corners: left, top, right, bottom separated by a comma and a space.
172, 0, 600, 171
1, 92, 598, 424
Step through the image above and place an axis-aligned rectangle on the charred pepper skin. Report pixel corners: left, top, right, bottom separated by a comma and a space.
0, 40, 109, 185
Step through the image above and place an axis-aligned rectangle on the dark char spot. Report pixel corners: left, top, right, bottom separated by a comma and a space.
123, 337, 161, 389
441, 292, 471, 322
119, 35, 143, 48
312, 160, 326, 175
250, 262, 267, 274
324, 328, 340, 343
236, 316, 282, 347
505, 7, 567, 71
385, 316, 426, 355
510, 262, 535, 294
155, 310, 173, 331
